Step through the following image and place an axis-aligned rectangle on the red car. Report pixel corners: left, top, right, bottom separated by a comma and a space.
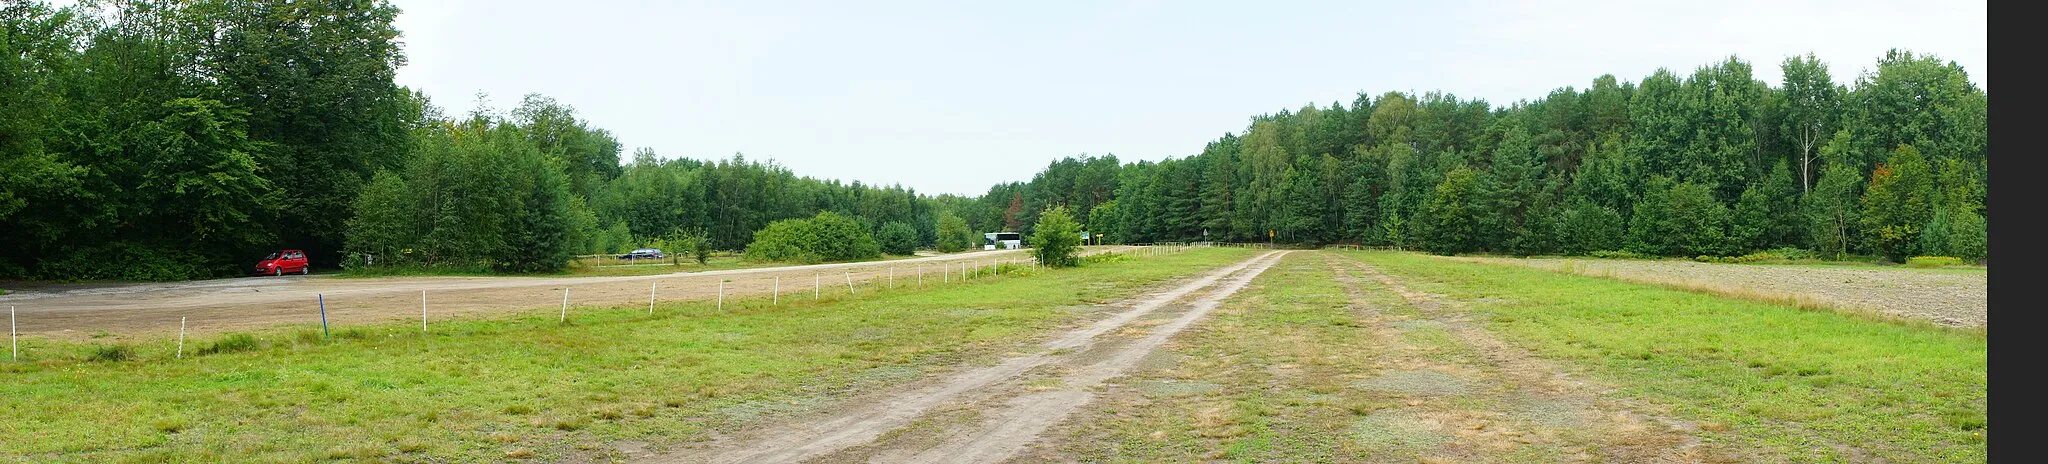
253, 249, 311, 276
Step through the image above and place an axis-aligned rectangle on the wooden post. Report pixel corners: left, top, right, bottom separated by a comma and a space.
177, 316, 187, 359
422, 289, 429, 334
845, 270, 855, 295
560, 288, 569, 323
774, 276, 781, 305
815, 273, 821, 299
889, 267, 895, 289
650, 282, 657, 315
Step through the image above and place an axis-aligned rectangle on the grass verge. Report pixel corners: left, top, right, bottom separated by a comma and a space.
1339, 250, 1986, 463
0, 247, 1251, 462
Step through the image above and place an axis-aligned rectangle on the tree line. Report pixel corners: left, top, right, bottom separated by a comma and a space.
1, 0, 972, 279
1000, 52, 1985, 263
2, 0, 1987, 281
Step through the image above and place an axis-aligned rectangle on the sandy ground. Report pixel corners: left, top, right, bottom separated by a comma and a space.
644, 250, 1287, 464
0, 247, 1133, 341
1447, 257, 1988, 328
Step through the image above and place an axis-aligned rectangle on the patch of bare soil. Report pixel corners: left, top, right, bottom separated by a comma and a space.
642, 251, 1287, 464
1451, 256, 1987, 328
0, 247, 1133, 342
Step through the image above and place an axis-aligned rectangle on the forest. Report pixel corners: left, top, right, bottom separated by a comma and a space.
965, 52, 1986, 264
0, 0, 1987, 281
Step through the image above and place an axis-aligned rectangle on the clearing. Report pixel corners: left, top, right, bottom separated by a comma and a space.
0, 248, 1985, 463
1449, 256, 1987, 328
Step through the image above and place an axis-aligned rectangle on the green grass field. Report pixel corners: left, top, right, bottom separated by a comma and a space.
1339, 250, 1986, 463
1, 247, 1987, 462
0, 247, 1254, 463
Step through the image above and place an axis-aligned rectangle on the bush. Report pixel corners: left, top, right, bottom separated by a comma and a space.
1587, 250, 1648, 260
878, 222, 918, 255
1687, 247, 1823, 264
35, 242, 222, 282
743, 211, 882, 264
1030, 205, 1083, 268
1083, 251, 1132, 265
200, 333, 261, 355
88, 344, 134, 362
1757, 247, 1817, 261
1905, 256, 1965, 268
935, 212, 974, 253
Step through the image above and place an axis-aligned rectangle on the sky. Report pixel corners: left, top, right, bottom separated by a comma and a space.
387, 0, 1986, 196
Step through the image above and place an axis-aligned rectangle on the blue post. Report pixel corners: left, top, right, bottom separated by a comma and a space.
318, 293, 330, 339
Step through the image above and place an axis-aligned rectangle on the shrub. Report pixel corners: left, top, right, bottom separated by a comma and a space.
200, 333, 261, 355
935, 212, 974, 253
88, 344, 134, 362
878, 222, 918, 255
743, 211, 882, 264
1757, 247, 1817, 261
1905, 256, 1964, 268
1083, 251, 1132, 265
652, 228, 711, 265
36, 242, 220, 281
1588, 250, 1647, 260
1031, 205, 1083, 268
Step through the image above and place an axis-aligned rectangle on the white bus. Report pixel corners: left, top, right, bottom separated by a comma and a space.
984, 232, 1022, 250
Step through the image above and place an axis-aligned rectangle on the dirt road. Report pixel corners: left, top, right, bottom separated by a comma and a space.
1450, 256, 1988, 328
646, 250, 1288, 464
1, 247, 1132, 341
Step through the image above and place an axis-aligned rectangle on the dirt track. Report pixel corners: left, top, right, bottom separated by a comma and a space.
646, 250, 1287, 464
1, 248, 1129, 341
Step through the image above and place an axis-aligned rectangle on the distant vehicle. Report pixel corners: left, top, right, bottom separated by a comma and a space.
253, 249, 310, 276
618, 248, 664, 260
984, 232, 1022, 250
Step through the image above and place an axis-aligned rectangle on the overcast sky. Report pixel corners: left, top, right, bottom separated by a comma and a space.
387, 0, 1985, 196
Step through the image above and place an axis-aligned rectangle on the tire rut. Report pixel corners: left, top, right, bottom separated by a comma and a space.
1330, 253, 1722, 463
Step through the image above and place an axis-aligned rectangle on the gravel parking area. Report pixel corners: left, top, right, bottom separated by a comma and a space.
1449, 257, 1987, 328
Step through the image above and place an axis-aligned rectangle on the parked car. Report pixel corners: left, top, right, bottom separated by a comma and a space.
618, 248, 664, 260
253, 249, 310, 276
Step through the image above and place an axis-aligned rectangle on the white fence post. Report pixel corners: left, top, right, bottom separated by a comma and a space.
9, 305, 15, 362
422, 289, 428, 334
177, 316, 187, 359
815, 273, 821, 299
718, 280, 725, 311
649, 282, 657, 315
774, 276, 781, 305
845, 270, 855, 295
560, 288, 569, 323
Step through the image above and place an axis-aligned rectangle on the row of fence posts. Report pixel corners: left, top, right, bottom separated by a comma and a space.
8, 246, 1218, 362
4, 251, 1076, 362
